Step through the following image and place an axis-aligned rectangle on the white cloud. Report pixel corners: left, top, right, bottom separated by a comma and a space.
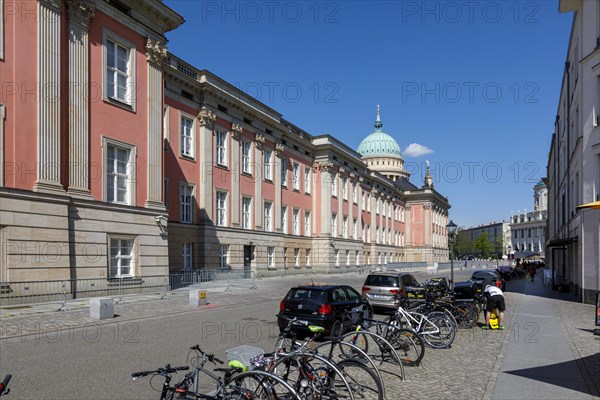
404, 143, 434, 157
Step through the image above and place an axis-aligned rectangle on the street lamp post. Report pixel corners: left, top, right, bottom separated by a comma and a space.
447, 220, 458, 290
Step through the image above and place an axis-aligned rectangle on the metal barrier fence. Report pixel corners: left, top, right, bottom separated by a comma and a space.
0, 270, 258, 308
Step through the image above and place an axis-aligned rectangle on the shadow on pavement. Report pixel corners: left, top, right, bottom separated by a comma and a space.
504, 353, 600, 396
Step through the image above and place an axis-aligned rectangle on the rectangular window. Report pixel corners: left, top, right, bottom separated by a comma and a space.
105, 35, 135, 106
342, 177, 348, 200
219, 244, 229, 269
216, 191, 227, 227
331, 173, 338, 196
305, 249, 311, 267
267, 246, 275, 268
110, 238, 134, 278
342, 216, 348, 239
335, 249, 340, 267
304, 211, 311, 236
105, 142, 135, 205
242, 197, 252, 229
264, 201, 273, 231
281, 205, 288, 234
293, 208, 300, 235
346, 250, 350, 266
331, 213, 337, 237
352, 183, 358, 203
281, 158, 288, 187
216, 130, 227, 166
292, 162, 300, 191
294, 248, 299, 267
181, 116, 194, 158
241, 141, 252, 174
264, 150, 273, 181
0, 0, 3, 60
304, 167, 311, 194
182, 243, 192, 270
180, 184, 194, 223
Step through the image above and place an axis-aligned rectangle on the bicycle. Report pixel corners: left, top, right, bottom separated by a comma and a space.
172, 345, 299, 400
385, 295, 456, 349
281, 323, 385, 400
261, 317, 356, 400
0, 374, 11, 398
344, 310, 424, 367
132, 364, 190, 400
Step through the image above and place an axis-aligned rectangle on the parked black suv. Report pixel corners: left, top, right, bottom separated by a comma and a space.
277, 284, 373, 338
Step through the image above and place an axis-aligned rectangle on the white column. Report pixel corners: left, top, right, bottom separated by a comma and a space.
66, 1, 94, 198
198, 107, 216, 222
230, 123, 242, 226
145, 39, 167, 209
35, 0, 64, 194
318, 161, 333, 235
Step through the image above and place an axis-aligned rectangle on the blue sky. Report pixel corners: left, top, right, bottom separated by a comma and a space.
164, 0, 573, 228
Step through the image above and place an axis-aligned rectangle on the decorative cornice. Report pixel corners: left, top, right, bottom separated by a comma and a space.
255, 133, 266, 150
67, 0, 96, 26
339, 166, 346, 174
275, 142, 285, 155
314, 161, 334, 172
424, 203, 433, 210
40, 0, 62, 11
231, 122, 243, 140
146, 38, 168, 66
198, 107, 216, 128
349, 172, 356, 179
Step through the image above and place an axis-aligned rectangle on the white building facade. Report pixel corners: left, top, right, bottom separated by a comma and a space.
546, 0, 600, 304
510, 180, 548, 258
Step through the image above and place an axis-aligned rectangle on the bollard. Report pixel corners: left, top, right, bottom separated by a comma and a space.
189, 289, 207, 306
90, 298, 114, 320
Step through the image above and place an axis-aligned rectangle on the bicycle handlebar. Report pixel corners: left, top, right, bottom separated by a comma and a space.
131, 364, 189, 378
189, 345, 224, 364
0, 374, 11, 395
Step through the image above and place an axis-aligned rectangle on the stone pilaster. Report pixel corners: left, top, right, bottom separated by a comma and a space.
145, 38, 167, 209
230, 123, 242, 226
0, 104, 4, 187
254, 143, 263, 229
35, 0, 64, 195
274, 143, 284, 232
66, 0, 95, 199
198, 107, 216, 222
316, 161, 333, 235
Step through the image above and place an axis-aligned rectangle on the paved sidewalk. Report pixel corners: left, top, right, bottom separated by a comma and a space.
488, 278, 599, 399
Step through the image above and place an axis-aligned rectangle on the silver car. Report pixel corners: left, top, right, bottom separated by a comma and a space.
361, 272, 422, 310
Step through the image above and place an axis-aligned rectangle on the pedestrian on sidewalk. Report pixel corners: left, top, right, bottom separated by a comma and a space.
482, 285, 506, 330
528, 263, 537, 282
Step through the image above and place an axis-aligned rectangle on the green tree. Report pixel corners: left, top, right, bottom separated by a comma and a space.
473, 232, 494, 258
453, 231, 472, 258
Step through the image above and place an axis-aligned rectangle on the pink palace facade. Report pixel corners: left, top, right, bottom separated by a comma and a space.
0, 0, 451, 283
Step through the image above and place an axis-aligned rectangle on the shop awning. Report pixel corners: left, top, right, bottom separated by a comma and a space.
576, 200, 600, 210
546, 237, 578, 247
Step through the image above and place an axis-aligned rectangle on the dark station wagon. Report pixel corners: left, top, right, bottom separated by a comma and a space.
277, 284, 373, 338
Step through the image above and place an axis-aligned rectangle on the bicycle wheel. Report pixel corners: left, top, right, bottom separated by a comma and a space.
454, 304, 478, 328
336, 359, 383, 400
420, 313, 456, 349
385, 328, 425, 367
230, 370, 300, 400
269, 353, 354, 400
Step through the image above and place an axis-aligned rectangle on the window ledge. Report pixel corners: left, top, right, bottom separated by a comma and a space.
103, 97, 136, 113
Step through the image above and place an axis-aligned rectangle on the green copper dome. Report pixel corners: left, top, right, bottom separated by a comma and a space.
357, 106, 403, 158
534, 179, 546, 188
